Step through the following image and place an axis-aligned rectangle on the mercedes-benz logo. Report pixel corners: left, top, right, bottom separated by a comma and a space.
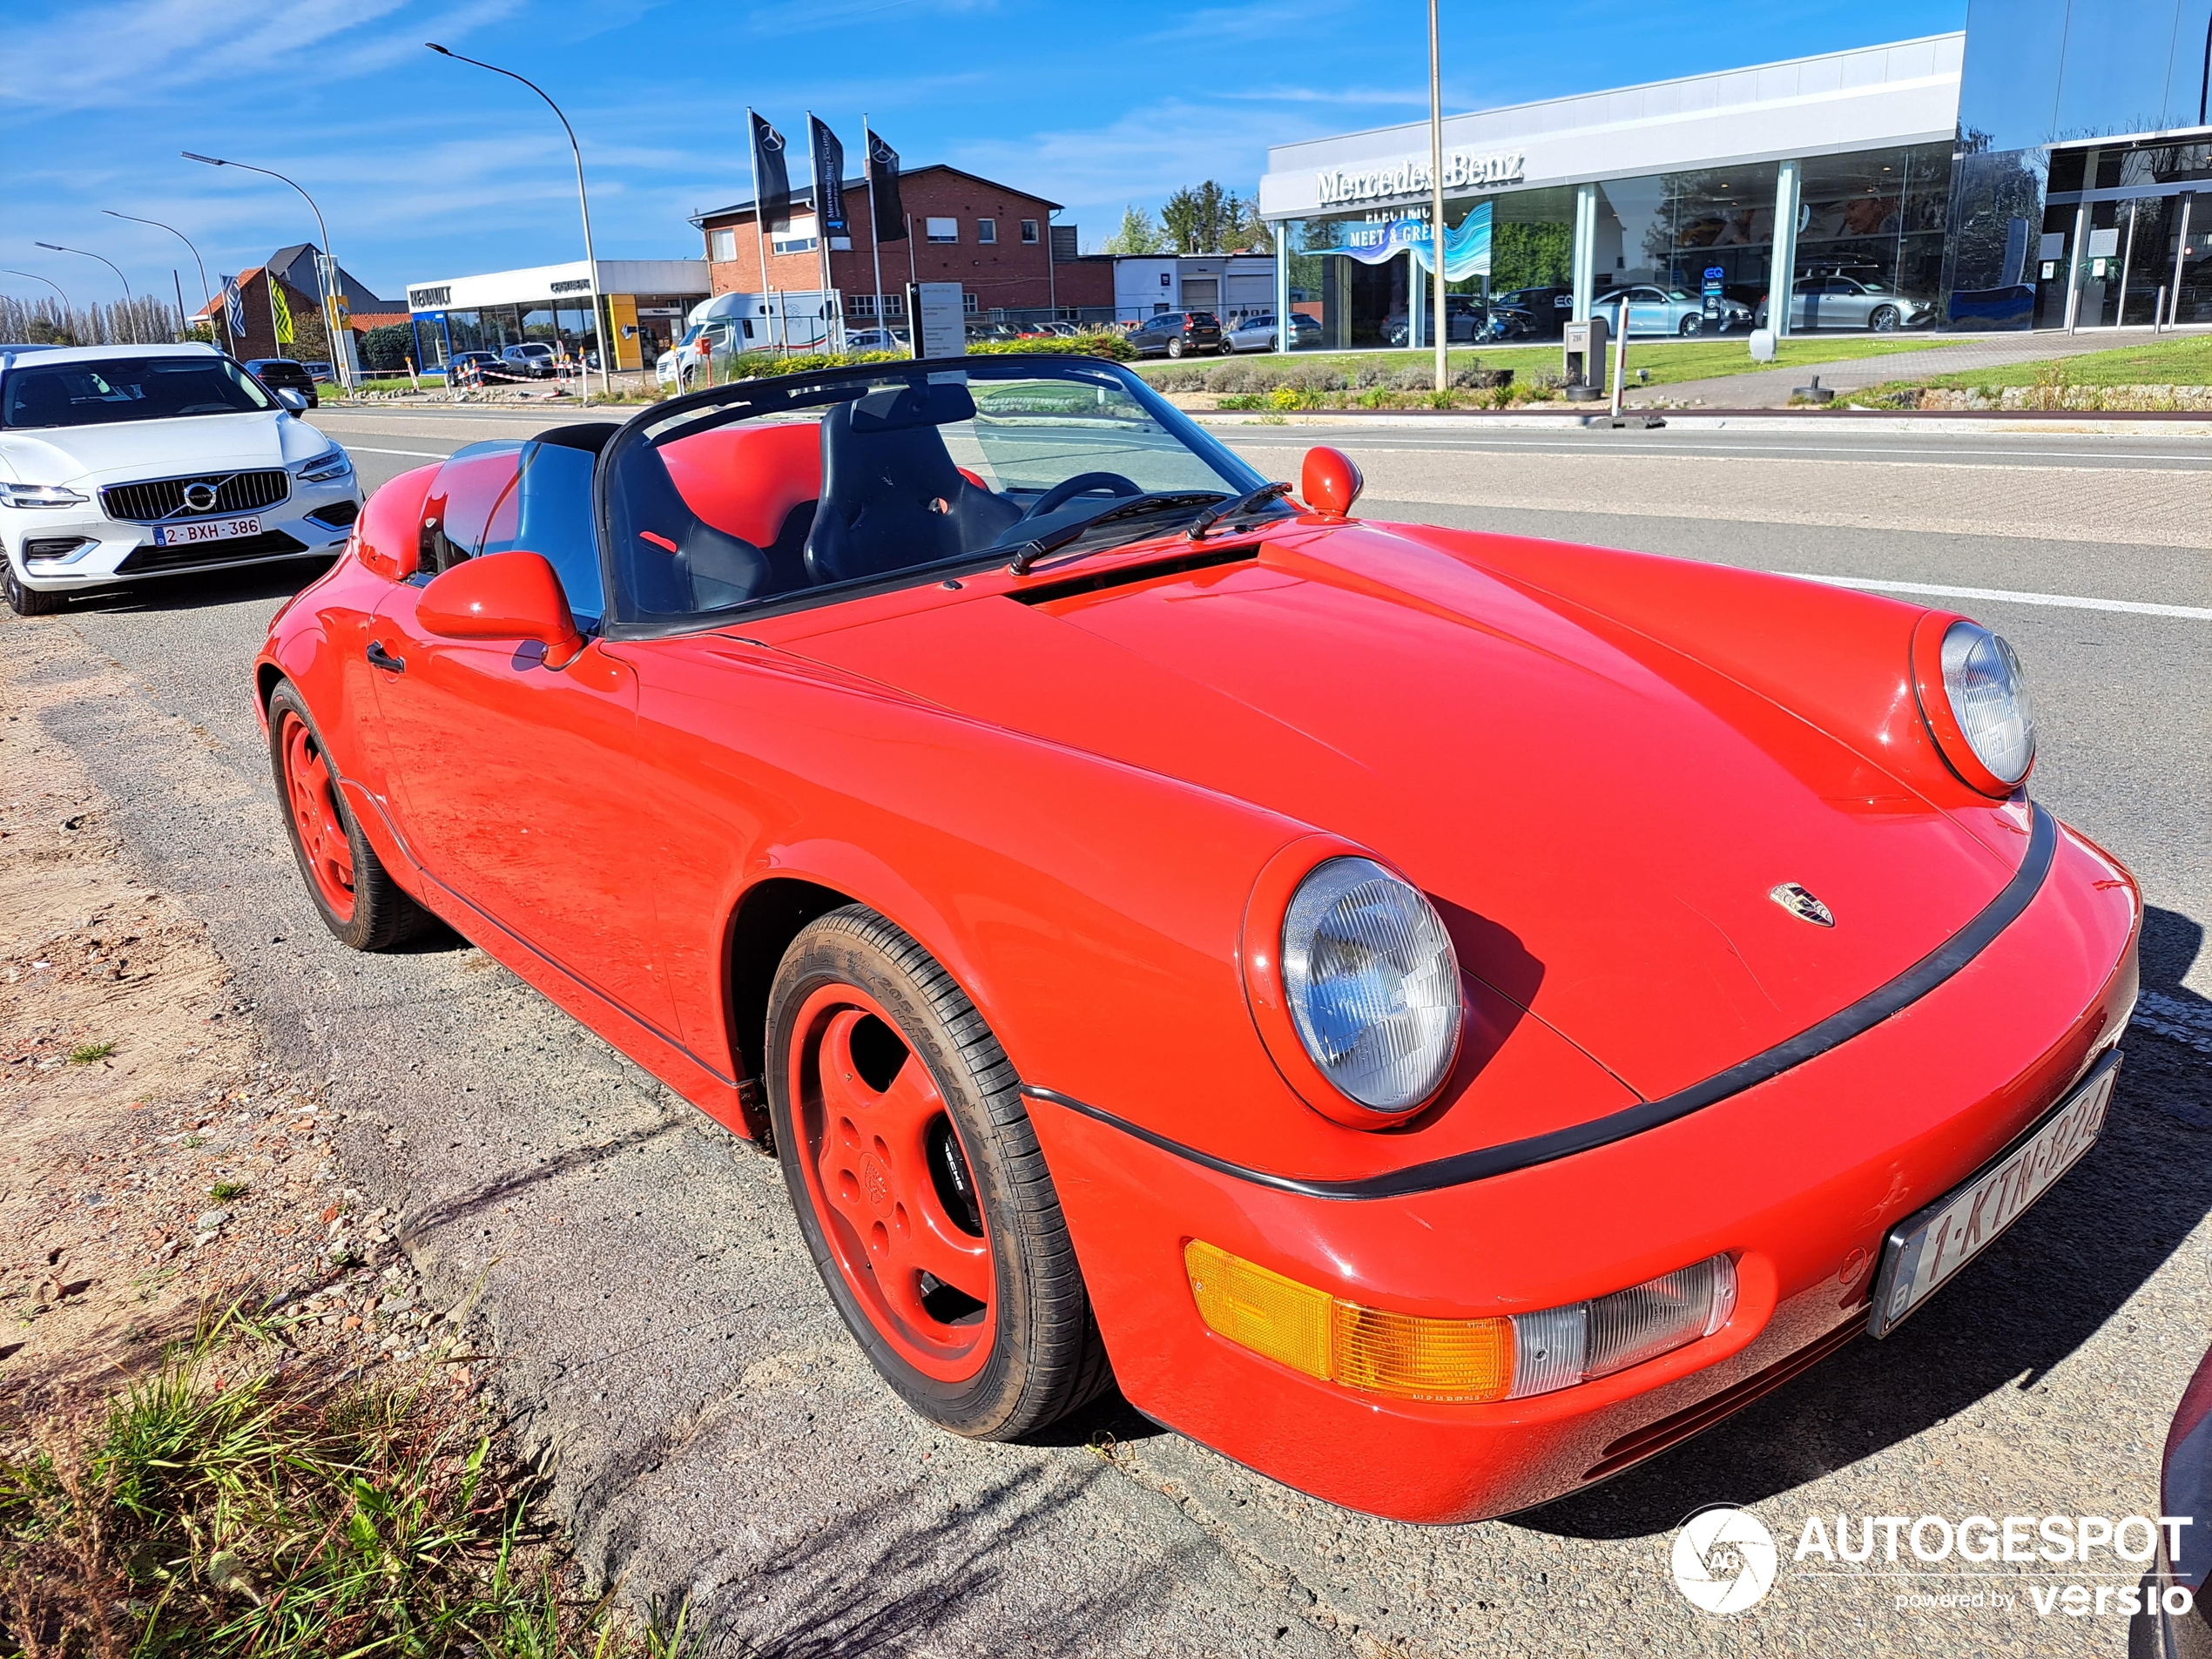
1769, 883, 1836, 927
182, 481, 219, 513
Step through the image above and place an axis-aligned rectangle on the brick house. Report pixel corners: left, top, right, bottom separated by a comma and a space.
691, 165, 1077, 319
188, 266, 331, 362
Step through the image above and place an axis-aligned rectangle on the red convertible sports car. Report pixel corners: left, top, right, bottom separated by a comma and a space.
256, 355, 2138, 1523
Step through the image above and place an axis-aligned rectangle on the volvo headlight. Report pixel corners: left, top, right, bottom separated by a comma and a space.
1280, 857, 1462, 1114
1934, 619, 2035, 790
294, 447, 353, 484
0, 482, 89, 509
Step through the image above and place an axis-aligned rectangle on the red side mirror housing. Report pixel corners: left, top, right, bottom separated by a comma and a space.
417, 550, 586, 668
1300, 446, 1364, 520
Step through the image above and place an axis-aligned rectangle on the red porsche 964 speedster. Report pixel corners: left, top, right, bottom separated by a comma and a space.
255, 355, 2138, 1523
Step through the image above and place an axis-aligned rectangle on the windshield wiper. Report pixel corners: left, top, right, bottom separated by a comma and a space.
1185, 480, 1291, 540
1004, 489, 1229, 575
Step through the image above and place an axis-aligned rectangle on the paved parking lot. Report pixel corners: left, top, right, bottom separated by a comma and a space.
14, 402, 2209, 1656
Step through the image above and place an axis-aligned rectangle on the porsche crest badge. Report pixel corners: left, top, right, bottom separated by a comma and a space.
1769, 883, 1836, 927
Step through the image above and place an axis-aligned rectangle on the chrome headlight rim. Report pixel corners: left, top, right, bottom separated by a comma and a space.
1242, 840, 1465, 1128
1912, 611, 2036, 798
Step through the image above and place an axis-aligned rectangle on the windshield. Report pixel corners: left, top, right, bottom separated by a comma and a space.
2, 355, 275, 428
604, 358, 1267, 627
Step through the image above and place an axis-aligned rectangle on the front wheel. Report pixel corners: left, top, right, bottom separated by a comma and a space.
767, 906, 1111, 1440
3, 562, 64, 617
1869, 305, 1901, 332
266, 682, 433, 951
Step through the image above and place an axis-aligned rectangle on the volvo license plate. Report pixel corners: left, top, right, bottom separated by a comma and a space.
1867, 1050, 2119, 1338
155, 515, 261, 547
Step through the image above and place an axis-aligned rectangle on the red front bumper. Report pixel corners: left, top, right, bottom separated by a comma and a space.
1028, 819, 2140, 1523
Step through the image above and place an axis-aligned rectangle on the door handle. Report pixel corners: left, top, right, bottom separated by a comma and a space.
366, 640, 406, 673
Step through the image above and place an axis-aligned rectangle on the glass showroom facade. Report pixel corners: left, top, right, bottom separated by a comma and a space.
403, 261, 711, 374
1261, 0, 2212, 344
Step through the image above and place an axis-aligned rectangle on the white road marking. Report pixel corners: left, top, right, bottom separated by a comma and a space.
1777, 572, 2212, 621
343, 446, 453, 458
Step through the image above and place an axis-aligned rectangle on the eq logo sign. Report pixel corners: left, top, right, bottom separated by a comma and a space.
1671, 1507, 1779, 1615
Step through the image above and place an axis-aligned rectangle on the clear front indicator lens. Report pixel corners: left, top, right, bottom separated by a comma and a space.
0, 482, 89, 509
296, 448, 354, 483
1940, 620, 2035, 786
1281, 857, 1462, 1112
1185, 1241, 1736, 1404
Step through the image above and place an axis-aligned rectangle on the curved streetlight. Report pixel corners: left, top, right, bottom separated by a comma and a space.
104, 209, 219, 352
2, 267, 73, 337
182, 152, 350, 389
35, 241, 134, 341
426, 43, 610, 399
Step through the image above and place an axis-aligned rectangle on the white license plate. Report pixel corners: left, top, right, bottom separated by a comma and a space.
155, 514, 261, 547
1868, 1052, 2119, 1337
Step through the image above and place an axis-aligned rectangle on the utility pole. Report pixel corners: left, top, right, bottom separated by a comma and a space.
182, 152, 353, 389
1427, 0, 1448, 392
35, 242, 133, 342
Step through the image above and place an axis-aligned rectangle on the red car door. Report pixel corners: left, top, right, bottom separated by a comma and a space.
368, 436, 681, 1035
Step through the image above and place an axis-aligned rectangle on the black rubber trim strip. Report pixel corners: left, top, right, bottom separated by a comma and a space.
1024, 804, 2058, 1202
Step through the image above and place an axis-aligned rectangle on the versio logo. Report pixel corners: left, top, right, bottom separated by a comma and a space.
1672, 1507, 1779, 1615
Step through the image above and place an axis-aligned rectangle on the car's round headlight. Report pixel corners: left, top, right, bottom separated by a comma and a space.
1935, 619, 2035, 789
1280, 857, 1462, 1114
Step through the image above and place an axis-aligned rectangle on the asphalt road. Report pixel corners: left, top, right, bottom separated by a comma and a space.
18, 402, 2211, 1657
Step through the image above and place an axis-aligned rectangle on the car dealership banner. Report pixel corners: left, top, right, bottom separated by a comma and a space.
1320, 203, 1491, 280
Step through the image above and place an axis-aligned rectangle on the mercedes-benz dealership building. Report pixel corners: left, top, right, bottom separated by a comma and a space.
1258, 0, 2212, 348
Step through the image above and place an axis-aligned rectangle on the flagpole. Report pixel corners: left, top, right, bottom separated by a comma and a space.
747, 107, 782, 358
865, 114, 886, 346
806, 111, 833, 352
266, 269, 282, 359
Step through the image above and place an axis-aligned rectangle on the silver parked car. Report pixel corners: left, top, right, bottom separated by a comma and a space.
1223, 313, 1322, 353
1755, 275, 1936, 333
1592, 285, 1753, 337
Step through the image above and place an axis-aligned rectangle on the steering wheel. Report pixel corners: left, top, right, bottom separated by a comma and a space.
1019, 470, 1143, 523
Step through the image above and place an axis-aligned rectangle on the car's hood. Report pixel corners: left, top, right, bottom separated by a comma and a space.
780, 524, 2018, 1103
0, 411, 314, 486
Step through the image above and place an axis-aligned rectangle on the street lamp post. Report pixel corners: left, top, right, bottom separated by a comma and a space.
2, 267, 72, 337
1426, 0, 1447, 393
34, 242, 134, 341
181, 152, 352, 390
426, 44, 612, 401
104, 209, 218, 349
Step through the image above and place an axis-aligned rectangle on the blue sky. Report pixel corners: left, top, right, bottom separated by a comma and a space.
3, 0, 1962, 310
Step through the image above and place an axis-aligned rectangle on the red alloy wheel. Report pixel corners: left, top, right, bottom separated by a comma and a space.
280, 711, 355, 921
788, 985, 997, 1382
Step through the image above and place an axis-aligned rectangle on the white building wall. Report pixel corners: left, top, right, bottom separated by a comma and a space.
1258, 34, 1963, 219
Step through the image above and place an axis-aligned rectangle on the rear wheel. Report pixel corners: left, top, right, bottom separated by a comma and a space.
266, 682, 432, 951
3, 562, 64, 617
767, 905, 1111, 1440
1679, 314, 1705, 336
1166, 336, 1186, 359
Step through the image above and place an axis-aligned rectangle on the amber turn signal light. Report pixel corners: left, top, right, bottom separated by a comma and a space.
1184, 1239, 1515, 1403
1184, 1240, 1736, 1404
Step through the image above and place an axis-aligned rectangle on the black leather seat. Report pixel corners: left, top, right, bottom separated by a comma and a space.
607, 439, 771, 613
803, 387, 1020, 586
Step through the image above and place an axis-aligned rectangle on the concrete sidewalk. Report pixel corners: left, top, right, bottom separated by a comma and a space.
1638, 324, 2207, 408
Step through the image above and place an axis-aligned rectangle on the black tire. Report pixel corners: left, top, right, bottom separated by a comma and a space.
266, 680, 433, 951
766, 905, 1112, 1440
3, 562, 65, 617
1166, 336, 1186, 359
1869, 305, 1901, 333
1679, 314, 1705, 336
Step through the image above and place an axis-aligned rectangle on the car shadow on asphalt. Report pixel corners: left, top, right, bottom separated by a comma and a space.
1515, 904, 2210, 1541
64, 557, 334, 614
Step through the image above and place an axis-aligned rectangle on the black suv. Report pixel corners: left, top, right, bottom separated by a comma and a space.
245, 357, 318, 408
1127, 310, 1224, 358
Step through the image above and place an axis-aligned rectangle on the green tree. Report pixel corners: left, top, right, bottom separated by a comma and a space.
359, 322, 417, 372
1161, 181, 1245, 253
1492, 221, 1575, 290
1100, 205, 1163, 254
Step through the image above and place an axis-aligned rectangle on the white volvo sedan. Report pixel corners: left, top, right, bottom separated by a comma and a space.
1, 344, 361, 617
